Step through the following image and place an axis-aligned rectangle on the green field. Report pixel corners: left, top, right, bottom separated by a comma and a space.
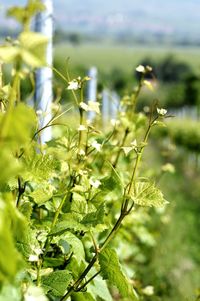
54, 43, 200, 74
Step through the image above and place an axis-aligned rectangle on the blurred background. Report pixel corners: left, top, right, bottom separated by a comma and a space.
1, 0, 200, 111
0, 1, 200, 300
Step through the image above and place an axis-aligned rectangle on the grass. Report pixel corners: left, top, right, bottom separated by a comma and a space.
141, 142, 200, 301
54, 42, 200, 74
152, 170, 200, 301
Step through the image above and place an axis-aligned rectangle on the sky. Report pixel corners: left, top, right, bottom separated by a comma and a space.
1, 0, 200, 40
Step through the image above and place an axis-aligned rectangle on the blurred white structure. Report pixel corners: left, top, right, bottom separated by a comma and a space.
110, 91, 120, 119
102, 89, 119, 126
171, 106, 199, 120
35, 0, 53, 143
87, 67, 98, 121
102, 89, 110, 125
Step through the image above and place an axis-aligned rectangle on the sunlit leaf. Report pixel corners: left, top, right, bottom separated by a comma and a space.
131, 181, 168, 207
7, 0, 45, 27
61, 232, 85, 262
42, 270, 72, 297
22, 152, 58, 183
90, 275, 113, 301
50, 214, 87, 236
0, 150, 21, 185
0, 32, 48, 67
29, 184, 55, 206
0, 47, 20, 63
71, 292, 96, 301
99, 248, 138, 301
20, 32, 48, 67
0, 200, 22, 282
81, 205, 105, 228
24, 285, 48, 301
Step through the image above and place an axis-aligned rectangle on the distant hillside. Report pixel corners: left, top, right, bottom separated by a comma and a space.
1, 0, 200, 43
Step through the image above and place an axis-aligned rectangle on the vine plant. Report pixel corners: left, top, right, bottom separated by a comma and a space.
0, 1, 169, 301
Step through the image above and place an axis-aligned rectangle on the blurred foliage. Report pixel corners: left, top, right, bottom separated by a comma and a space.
138, 136, 200, 301
155, 119, 200, 153
53, 47, 200, 110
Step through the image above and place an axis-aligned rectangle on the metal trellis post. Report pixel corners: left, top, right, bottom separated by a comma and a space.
35, 0, 53, 144
87, 66, 98, 121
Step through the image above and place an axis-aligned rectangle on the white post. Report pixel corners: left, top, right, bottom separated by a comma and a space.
110, 91, 120, 120
87, 66, 97, 121
35, 0, 53, 143
102, 89, 110, 127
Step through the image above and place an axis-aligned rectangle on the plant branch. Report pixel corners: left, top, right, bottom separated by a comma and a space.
75, 271, 101, 292
16, 177, 26, 207
113, 127, 129, 168
60, 254, 98, 301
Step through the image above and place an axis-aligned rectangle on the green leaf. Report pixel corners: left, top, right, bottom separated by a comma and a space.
0, 84, 11, 100
0, 149, 21, 185
24, 286, 48, 301
67, 257, 86, 280
81, 205, 105, 228
15, 224, 39, 260
0, 200, 22, 282
99, 248, 138, 301
90, 275, 113, 301
121, 146, 134, 156
42, 270, 72, 297
22, 152, 58, 183
20, 32, 48, 67
11, 103, 36, 144
43, 257, 65, 268
61, 232, 85, 263
19, 201, 33, 220
101, 165, 123, 197
7, 6, 27, 25
0, 32, 48, 67
71, 292, 96, 301
29, 184, 55, 206
50, 214, 87, 236
131, 181, 168, 208
0, 284, 21, 301
27, 0, 46, 15
0, 47, 19, 63
0, 103, 36, 149
71, 194, 88, 218
7, 1, 45, 26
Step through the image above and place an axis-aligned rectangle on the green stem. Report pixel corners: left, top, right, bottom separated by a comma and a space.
16, 177, 26, 208
52, 66, 79, 106
43, 192, 69, 257
78, 107, 84, 150
78, 86, 86, 151
42, 171, 77, 258
113, 127, 129, 168
127, 75, 144, 121
85, 127, 90, 155
36, 261, 41, 286
60, 206, 129, 301
99, 212, 127, 252
128, 124, 151, 195
60, 255, 98, 301
76, 271, 100, 292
